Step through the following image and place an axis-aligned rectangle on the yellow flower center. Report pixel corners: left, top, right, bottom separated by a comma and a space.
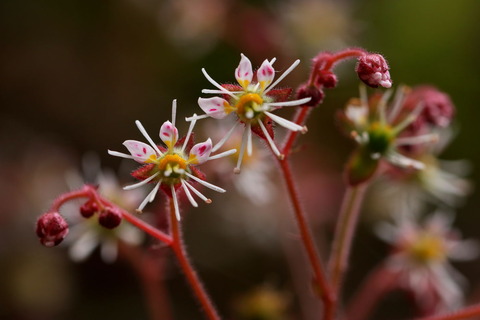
408, 232, 446, 263
234, 93, 264, 122
366, 121, 394, 154
158, 154, 187, 171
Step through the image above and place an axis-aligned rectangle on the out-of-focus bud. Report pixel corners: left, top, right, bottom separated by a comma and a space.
296, 84, 324, 107
36, 212, 69, 247
315, 70, 338, 89
356, 54, 392, 88
79, 200, 98, 218
404, 86, 455, 129
98, 207, 122, 229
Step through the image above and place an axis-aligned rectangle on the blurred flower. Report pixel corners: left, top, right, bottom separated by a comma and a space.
233, 284, 291, 320
338, 85, 439, 185
205, 120, 276, 205
376, 212, 478, 313
368, 129, 472, 217
109, 100, 234, 219
190, 54, 311, 173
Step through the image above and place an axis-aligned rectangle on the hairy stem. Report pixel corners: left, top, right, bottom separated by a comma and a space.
328, 183, 368, 310
168, 199, 221, 320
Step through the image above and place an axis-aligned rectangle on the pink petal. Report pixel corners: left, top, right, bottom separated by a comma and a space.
159, 121, 178, 149
235, 54, 253, 88
257, 59, 275, 89
123, 140, 157, 163
189, 138, 213, 164
198, 97, 230, 119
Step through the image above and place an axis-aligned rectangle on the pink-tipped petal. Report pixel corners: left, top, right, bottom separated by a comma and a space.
123, 140, 157, 163
198, 97, 231, 119
235, 54, 253, 88
159, 121, 178, 149
189, 138, 213, 164
257, 59, 275, 89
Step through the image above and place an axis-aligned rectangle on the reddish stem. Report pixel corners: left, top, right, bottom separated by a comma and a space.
277, 106, 334, 320
415, 304, 480, 320
328, 183, 368, 308
344, 266, 399, 320
49, 185, 173, 245
168, 199, 221, 320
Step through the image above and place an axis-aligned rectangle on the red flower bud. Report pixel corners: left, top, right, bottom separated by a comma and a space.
79, 200, 98, 218
296, 84, 324, 107
98, 207, 122, 229
356, 54, 392, 88
36, 212, 69, 247
315, 70, 338, 89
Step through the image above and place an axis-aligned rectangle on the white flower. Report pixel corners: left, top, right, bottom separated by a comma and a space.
376, 212, 478, 312
108, 100, 235, 220
187, 54, 311, 173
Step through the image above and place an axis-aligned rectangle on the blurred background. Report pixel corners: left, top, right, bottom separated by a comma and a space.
1, 0, 480, 319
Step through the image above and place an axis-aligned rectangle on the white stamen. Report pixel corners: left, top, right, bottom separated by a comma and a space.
264, 111, 306, 132
182, 114, 197, 152
171, 186, 181, 221
184, 172, 226, 193
264, 59, 300, 93
207, 148, 237, 160
378, 89, 393, 124
173, 167, 185, 175
137, 182, 161, 212
387, 85, 408, 122
164, 167, 172, 177
183, 180, 212, 203
181, 179, 198, 207
212, 121, 239, 152
171, 99, 177, 127
246, 109, 254, 119
253, 83, 260, 92
269, 57, 277, 65
258, 119, 282, 158
234, 128, 249, 174
264, 97, 311, 108
108, 150, 135, 160
135, 120, 163, 156
202, 68, 238, 100
123, 172, 160, 190
202, 89, 243, 95
395, 134, 439, 146
393, 102, 425, 135
387, 151, 425, 170
246, 123, 253, 156
148, 182, 160, 202
185, 114, 212, 122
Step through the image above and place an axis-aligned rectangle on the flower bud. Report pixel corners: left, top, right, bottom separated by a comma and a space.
79, 200, 98, 218
36, 212, 69, 247
356, 54, 392, 88
315, 70, 338, 89
404, 86, 455, 129
296, 84, 324, 107
98, 207, 122, 229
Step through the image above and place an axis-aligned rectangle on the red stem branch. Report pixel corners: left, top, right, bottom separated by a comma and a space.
416, 304, 480, 320
169, 199, 221, 320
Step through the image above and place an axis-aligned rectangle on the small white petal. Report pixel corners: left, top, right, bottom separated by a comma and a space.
123, 140, 157, 163
235, 53, 253, 88
198, 97, 231, 119
257, 59, 275, 90
159, 121, 178, 149
189, 138, 213, 164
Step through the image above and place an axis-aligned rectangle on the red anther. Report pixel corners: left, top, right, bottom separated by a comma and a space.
98, 207, 122, 229
36, 212, 69, 247
356, 53, 392, 88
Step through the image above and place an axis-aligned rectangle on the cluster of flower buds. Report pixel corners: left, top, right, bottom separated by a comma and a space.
297, 50, 392, 108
